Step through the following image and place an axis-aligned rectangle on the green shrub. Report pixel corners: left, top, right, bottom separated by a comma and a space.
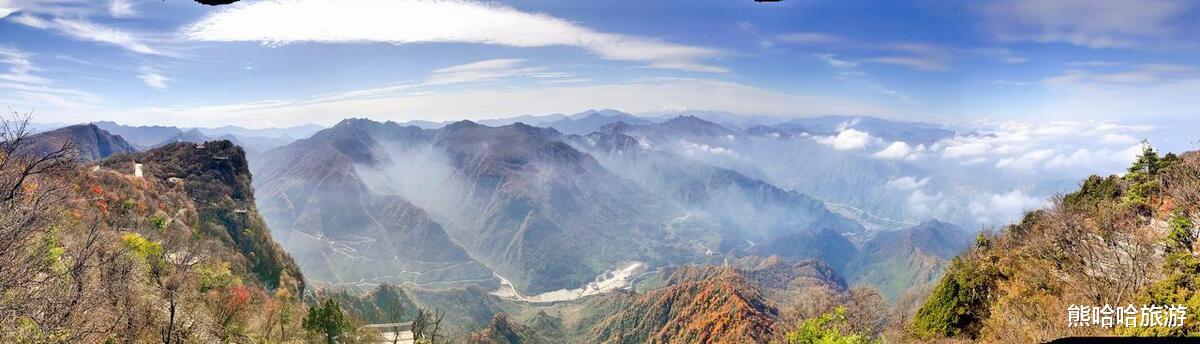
786, 306, 873, 344
121, 233, 164, 271
1122, 214, 1200, 336
910, 256, 997, 339
149, 214, 168, 230
197, 261, 237, 293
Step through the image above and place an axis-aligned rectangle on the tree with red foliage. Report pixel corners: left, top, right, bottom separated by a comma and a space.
212, 284, 255, 341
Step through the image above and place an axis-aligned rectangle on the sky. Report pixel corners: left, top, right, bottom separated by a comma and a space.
1, 0, 1199, 132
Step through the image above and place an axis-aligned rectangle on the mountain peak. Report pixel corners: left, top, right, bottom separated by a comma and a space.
598, 121, 633, 134
332, 117, 380, 128
23, 124, 137, 162
445, 119, 483, 130
660, 115, 734, 136
569, 108, 629, 120
916, 218, 946, 228
589, 266, 777, 343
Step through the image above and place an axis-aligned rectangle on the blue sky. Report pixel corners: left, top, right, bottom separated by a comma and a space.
1, 0, 1199, 130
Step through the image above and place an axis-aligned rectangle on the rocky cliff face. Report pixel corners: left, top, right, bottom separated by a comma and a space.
100, 140, 302, 288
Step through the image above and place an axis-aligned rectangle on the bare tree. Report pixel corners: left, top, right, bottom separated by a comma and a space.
411, 308, 445, 344
155, 231, 207, 344
0, 111, 86, 342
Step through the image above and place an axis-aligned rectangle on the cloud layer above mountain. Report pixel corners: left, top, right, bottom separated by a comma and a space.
182, 0, 727, 72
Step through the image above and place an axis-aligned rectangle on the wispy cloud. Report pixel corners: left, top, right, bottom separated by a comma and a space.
182, 0, 727, 72
984, 0, 1194, 49
138, 65, 168, 89
12, 14, 166, 55
815, 53, 856, 68
425, 58, 541, 85
866, 42, 953, 71
1065, 60, 1123, 68
866, 56, 949, 71
779, 31, 1029, 72
105, 77, 893, 127
0, 47, 49, 85
777, 32, 844, 44
970, 48, 1028, 64
108, 0, 134, 18
0, 46, 100, 109
813, 53, 910, 100
1045, 63, 1200, 86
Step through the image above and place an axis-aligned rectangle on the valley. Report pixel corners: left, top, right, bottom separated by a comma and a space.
5, 111, 1190, 343
5, 1, 1198, 342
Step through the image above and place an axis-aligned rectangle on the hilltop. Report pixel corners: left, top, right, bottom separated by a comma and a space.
0, 124, 305, 342
908, 146, 1200, 342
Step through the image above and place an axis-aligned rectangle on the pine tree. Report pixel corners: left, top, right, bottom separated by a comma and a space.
303, 299, 352, 344
1128, 140, 1161, 176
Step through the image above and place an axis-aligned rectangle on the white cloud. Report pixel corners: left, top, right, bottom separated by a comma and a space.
182, 0, 726, 72
908, 189, 944, 217
0, 46, 100, 109
679, 140, 739, 158
815, 53, 856, 69
874, 141, 919, 160
970, 189, 1048, 224
930, 119, 1159, 175
995, 148, 1055, 170
866, 56, 949, 71
1096, 123, 1154, 132
0, 47, 49, 85
815, 129, 873, 150
426, 58, 542, 85
984, 0, 1193, 49
1101, 133, 1138, 144
887, 176, 931, 190
1045, 64, 1200, 87
108, 0, 133, 17
542, 78, 591, 84
942, 140, 992, 158
1042, 145, 1142, 169
12, 14, 165, 55
866, 42, 953, 71
138, 65, 168, 89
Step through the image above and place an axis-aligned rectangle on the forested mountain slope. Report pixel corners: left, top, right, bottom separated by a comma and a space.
1, 124, 305, 342
909, 146, 1200, 342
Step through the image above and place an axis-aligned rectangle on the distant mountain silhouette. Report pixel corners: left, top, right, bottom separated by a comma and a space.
23, 124, 137, 162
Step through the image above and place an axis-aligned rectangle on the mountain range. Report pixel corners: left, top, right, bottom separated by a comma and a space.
16, 113, 990, 342
248, 115, 974, 305
92, 121, 320, 152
